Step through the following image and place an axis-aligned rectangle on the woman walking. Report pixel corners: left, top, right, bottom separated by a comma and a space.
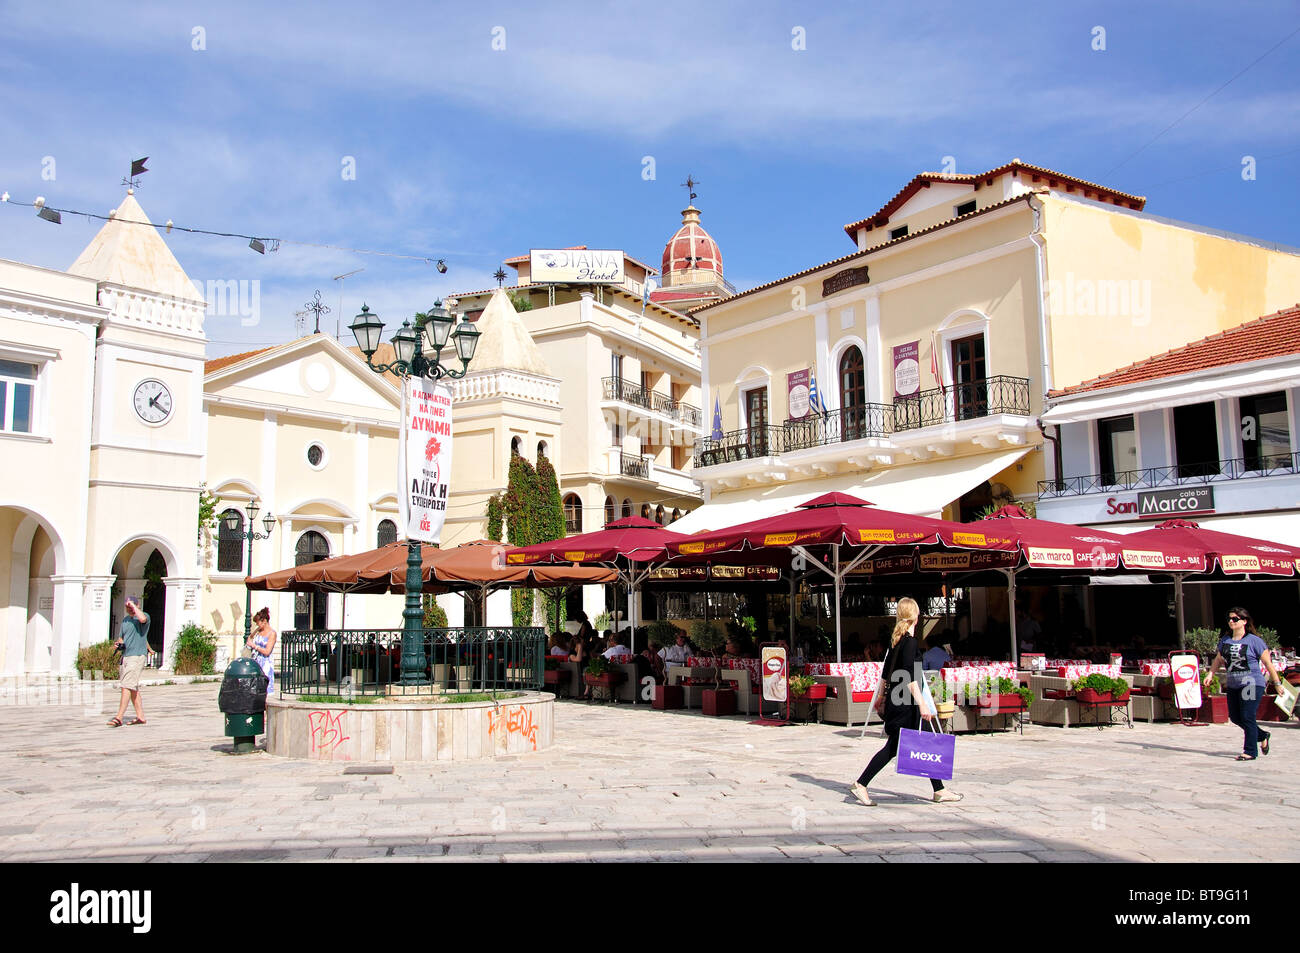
851, 597, 962, 806
1204, 607, 1284, 761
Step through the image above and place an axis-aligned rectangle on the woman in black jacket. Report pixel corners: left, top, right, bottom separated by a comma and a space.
850, 597, 963, 806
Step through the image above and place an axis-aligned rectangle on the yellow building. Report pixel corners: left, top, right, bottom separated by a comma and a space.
680, 159, 1300, 531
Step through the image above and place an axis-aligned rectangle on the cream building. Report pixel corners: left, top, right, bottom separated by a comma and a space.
0, 191, 207, 675
679, 159, 1300, 532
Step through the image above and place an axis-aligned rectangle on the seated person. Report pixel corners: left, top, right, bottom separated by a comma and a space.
638, 643, 666, 683
548, 633, 571, 657
723, 639, 743, 661
601, 632, 630, 660
922, 634, 952, 671
659, 631, 691, 668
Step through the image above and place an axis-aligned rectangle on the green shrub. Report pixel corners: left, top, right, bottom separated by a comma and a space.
688, 618, 726, 656
78, 640, 120, 679
647, 619, 678, 646
1183, 627, 1221, 658
422, 596, 448, 628
1256, 626, 1280, 651
174, 623, 218, 675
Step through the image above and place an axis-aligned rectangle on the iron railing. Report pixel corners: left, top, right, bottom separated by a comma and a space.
618, 450, 651, 478
695, 425, 784, 467
277, 627, 546, 696
1038, 451, 1300, 499
892, 375, 1032, 431
601, 377, 702, 428
783, 404, 894, 451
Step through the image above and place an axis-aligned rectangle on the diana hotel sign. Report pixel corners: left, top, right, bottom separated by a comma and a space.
530, 248, 624, 284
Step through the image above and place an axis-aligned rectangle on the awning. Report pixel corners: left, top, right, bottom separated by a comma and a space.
672, 447, 1031, 534
1098, 512, 1300, 549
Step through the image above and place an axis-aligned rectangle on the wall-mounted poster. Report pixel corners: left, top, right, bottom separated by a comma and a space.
787, 369, 810, 419
893, 341, 920, 397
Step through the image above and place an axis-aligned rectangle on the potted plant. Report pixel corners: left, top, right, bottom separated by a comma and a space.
1110, 675, 1131, 702
978, 676, 1029, 714
1072, 672, 1114, 704
1198, 673, 1229, 723
688, 618, 727, 685
584, 655, 625, 700
788, 673, 819, 699
928, 674, 957, 719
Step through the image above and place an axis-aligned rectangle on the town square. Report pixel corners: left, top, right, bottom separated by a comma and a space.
0, 1, 1298, 914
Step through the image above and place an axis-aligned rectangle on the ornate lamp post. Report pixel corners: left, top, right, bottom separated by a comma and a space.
349, 300, 481, 684
224, 500, 277, 644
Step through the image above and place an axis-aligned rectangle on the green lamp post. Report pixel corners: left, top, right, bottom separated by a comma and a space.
349, 300, 480, 685
224, 500, 277, 644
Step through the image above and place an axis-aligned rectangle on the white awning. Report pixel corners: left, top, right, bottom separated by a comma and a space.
671, 447, 1032, 534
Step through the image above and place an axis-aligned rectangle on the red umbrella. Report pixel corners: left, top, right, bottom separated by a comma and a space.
976, 505, 1207, 572
664, 493, 1008, 661
505, 517, 688, 649
1122, 518, 1300, 576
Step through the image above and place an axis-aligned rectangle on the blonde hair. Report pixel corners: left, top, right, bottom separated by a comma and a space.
891, 597, 920, 647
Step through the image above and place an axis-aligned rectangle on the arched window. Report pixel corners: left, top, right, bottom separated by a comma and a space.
604, 496, 616, 527
537, 440, 548, 460
217, 509, 244, 572
377, 519, 397, 547
563, 494, 582, 534
621, 499, 632, 519
510, 435, 522, 456
294, 531, 331, 631
641, 503, 652, 521
655, 504, 665, 525
839, 345, 866, 440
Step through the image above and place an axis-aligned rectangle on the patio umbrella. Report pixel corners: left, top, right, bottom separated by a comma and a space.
971, 506, 1208, 662
1121, 518, 1300, 645
504, 516, 687, 651
664, 492, 1009, 662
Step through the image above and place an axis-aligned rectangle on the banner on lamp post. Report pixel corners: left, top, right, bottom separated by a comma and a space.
402, 376, 453, 544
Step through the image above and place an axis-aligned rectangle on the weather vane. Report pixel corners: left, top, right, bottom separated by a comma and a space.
681, 174, 699, 203
121, 157, 148, 192
305, 290, 331, 334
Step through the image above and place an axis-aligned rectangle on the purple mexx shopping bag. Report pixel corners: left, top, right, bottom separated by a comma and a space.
896, 724, 955, 780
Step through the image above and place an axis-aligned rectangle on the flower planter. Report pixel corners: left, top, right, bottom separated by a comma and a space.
653, 685, 684, 710
702, 688, 736, 716
935, 701, 956, 719
980, 693, 1025, 714
1076, 689, 1112, 704
543, 668, 567, 686
1157, 680, 1174, 700
1198, 695, 1229, 724
802, 684, 827, 702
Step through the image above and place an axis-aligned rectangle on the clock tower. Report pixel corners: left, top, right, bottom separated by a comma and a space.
67, 189, 207, 668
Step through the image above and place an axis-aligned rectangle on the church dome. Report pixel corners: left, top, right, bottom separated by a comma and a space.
661, 205, 723, 285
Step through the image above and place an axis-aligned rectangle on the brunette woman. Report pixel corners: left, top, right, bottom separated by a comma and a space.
246, 607, 277, 695
1204, 607, 1284, 760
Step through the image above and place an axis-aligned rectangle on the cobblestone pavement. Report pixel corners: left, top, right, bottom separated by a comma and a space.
1, 683, 1295, 862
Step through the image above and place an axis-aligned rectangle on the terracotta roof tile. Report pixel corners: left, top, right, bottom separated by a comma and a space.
842, 159, 1146, 238
204, 346, 276, 374
1050, 304, 1300, 397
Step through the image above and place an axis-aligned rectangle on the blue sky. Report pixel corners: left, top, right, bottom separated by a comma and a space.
2, 1, 1298, 356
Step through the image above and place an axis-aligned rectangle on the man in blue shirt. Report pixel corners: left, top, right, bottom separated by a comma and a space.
109, 596, 153, 727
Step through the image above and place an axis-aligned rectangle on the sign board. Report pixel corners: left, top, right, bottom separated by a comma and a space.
89, 587, 107, 611
1169, 652, 1203, 711
529, 248, 624, 284
761, 645, 788, 702
787, 369, 810, 419
821, 265, 869, 298
1106, 487, 1215, 520
184, 587, 198, 611
402, 377, 453, 544
892, 341, 920, 397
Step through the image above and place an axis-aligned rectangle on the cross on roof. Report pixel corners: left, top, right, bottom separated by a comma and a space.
681, 174, 699, 203
305, 290, 331, 334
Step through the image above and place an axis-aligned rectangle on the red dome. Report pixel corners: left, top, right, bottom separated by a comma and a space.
661, 206, 722, 279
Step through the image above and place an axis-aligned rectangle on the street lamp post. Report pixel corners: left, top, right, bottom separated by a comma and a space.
349, 300, 481, 685
224, 500, 277, 645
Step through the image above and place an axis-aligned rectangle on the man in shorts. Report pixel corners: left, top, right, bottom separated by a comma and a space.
109, 596, 153, 726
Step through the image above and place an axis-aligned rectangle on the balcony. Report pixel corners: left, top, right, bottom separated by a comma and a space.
892, 376, 1031, 431
618, 450, 651, 479
695, 425, 784, 468
1039, 452, 1300, 499
783, 405, 893, 452
601, 377, 703, 431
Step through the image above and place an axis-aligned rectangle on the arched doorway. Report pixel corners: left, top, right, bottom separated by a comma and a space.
141, 549, 167, 666
294, 531, 330, 630
107, 537, 181, 670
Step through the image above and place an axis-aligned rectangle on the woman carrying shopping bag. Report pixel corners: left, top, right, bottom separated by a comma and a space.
850, 597, 963, 806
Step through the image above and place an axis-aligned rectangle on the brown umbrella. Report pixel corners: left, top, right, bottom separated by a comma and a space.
363, 539, 615, 595
245, 541, 448, 595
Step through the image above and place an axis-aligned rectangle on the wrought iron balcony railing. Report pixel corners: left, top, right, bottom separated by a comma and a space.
695, 425, 784, 468
783, 404, 894, 452
602, 377, 702, 428
619, 450, 651, 479
892, 375, 1032, 432
1038, 451, 1300, 499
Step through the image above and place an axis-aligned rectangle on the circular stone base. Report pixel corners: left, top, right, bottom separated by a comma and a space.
265, 692, 554, 762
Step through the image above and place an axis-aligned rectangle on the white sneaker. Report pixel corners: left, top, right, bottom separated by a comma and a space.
849, 782, 876, 806
933, 790, 964, 804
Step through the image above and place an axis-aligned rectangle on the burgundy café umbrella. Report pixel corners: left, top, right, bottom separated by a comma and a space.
663, 492, 1018, 662
504, 516, 687, 651
1121, 518, 1300, 645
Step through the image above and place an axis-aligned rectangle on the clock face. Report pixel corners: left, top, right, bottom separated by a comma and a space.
133, 379, 173, 424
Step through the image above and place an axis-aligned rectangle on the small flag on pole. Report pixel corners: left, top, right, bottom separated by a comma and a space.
808, 372, 827, 417
930, 331, 945, 394
711, 392, 723, 440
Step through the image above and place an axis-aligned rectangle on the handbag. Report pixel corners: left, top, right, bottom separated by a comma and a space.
897, 718, 955, 781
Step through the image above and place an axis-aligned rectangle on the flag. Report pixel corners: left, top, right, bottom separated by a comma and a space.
130, 157, 149, 177
930, 331, 945, 394
711, 392, 723, 440
808, 372, 827, 417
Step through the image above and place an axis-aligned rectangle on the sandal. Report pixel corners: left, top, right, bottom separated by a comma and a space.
107, 717, 122, 727
1260, 735, 1270, 756
129, 718, 147, 726
1235, 754, 1256, 761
